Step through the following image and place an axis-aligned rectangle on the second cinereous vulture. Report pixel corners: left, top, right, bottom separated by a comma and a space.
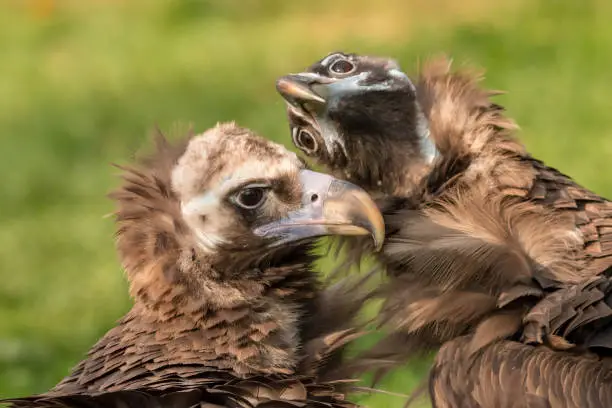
2, 122, 386, 408
277, 52, 612, 407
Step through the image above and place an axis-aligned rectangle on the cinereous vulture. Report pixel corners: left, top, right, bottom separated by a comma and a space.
276, 52, 612, 407
2, 122, 386, 408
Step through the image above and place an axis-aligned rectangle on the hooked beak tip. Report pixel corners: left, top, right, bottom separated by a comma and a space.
253, 171, 385, 251
321, 181, 386, 251
276, 76, 326, 106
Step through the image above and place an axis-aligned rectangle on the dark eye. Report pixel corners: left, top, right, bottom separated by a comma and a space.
293, 129, 318, 154
234, 187, 266, 210
329, 59, 355, 75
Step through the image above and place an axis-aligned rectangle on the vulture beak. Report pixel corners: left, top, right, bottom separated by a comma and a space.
277, 66, 415, 110
254, 170, 385, 251
276, 74, 330, 110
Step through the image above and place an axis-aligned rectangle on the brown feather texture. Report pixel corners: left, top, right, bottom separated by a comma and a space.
277, 52, 612, 407
376, 57, 612, 357
375, 186, 588, 351
430, 336, 612, 408
1, 122, 391, 408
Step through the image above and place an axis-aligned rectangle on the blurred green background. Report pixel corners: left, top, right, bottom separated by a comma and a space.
1, 0, 612, 406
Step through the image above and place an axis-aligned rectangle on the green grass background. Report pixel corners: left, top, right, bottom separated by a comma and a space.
1, 0, 612, 406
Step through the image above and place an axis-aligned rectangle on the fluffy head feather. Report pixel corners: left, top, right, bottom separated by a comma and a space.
112, 122, 311, 309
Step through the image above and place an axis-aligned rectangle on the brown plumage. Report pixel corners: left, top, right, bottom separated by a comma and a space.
430, 336, 612, 408
2, 122, 387, 408
276, 53, 612, 407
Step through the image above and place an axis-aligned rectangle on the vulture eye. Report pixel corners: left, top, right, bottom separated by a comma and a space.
293, 129, 318, 154
329, 59, 355, 75
234, 187, 267, 210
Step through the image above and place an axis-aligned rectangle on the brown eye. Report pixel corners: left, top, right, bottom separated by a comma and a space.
329, 59, 355, 75
234, 187, 266, 209
293, 129, 318, 154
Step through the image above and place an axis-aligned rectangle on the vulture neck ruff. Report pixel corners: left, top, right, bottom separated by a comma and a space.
397, 57, 524, 198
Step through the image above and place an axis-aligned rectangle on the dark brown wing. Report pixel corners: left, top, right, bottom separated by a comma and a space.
430, 336, 612, 408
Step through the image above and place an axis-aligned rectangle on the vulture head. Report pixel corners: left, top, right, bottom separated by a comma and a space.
114, 121, 384, 311
276, 51, 436, 195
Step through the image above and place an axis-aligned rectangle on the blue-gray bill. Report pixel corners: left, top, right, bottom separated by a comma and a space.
254, 169, 384, 250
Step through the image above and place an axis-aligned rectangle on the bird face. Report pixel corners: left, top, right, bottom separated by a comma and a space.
171, 123, 385, 259
276, 52, 436, 193
113, 122, 384, 310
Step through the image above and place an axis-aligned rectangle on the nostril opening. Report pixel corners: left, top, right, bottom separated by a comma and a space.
310, 193, 319, 203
